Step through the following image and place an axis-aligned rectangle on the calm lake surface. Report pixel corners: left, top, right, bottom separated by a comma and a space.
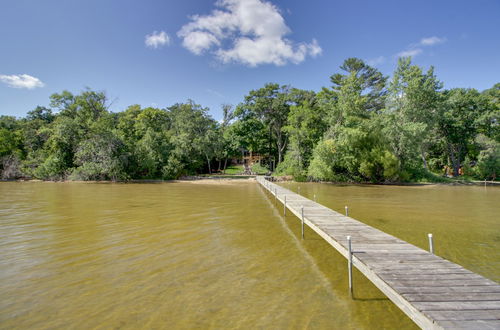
0, 181, 498, 329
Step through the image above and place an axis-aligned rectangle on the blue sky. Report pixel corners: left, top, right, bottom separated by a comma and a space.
1, 0, 499, 120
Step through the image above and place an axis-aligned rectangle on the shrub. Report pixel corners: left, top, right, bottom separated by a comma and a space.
251, 162, 269, 175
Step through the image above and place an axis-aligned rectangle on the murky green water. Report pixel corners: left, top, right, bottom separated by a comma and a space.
0, 181, 498, 329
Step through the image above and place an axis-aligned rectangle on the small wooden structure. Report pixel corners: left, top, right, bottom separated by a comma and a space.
242, 150, 264, 166
231, 150, 266, 167
257, 176, 500, 329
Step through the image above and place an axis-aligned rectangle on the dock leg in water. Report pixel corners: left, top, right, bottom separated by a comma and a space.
301, 206, 304, 239
284, 195, 286, 216
345, 206, 349, 216
347, 236, 353, 294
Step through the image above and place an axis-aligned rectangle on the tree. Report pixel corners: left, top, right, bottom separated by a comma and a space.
167, 101, 217, 177
439, 88, 488, 176
236, 83, 292, 164
384, 57, 442, 176
474, 135, 499, 180
308, 58, 398, 182
216, 104, 238, 173
277, 92, 327, 179
479, 83, 500, 142
71, 131, 128, 181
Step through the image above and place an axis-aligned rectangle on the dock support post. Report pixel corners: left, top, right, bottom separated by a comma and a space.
284, 195, 286, 216
347, 236, 353, 293
428, 233, 434, 254
301, 206, 304, 239
345, 206, 349, 216
314, 194, 316, 202
298, 186, 301, 195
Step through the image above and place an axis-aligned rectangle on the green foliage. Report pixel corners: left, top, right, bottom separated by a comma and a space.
359, 149, 400, 182
308, 139, 342, 181
250, 162, 268, 175
1, 67, 498, 183
278, 95, 326, 179
474, 135, 499, 180
35, 154, 68, 180
70, 132, 128, 181
438, 88, 489, 176
384, 57, 442, 176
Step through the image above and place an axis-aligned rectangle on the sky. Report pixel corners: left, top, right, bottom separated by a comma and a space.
1, 0, 499, 120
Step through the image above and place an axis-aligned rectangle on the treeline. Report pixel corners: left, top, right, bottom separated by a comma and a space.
0, 93, 236, 180
0, 57, 498, 182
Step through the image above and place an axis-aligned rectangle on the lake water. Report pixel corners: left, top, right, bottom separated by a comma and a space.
0, 181, 498, 329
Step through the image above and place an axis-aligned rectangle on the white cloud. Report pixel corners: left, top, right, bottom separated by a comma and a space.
0, 74, 45, 89
396, 36, 446, 59
397, 48, 423, 58
145, 31, 170, 49
177, 0, 322, 67
366, 56, 385, 66
182, 31, 220, 55
420, 36, 446, 46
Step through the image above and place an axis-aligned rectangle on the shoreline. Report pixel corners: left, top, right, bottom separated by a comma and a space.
2, 176, 257, 185
2, 176, 498, 186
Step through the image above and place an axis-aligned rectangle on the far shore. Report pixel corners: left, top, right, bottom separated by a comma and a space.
2, 175, 499, 186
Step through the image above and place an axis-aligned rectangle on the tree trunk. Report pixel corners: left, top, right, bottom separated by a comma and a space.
269, 125, 273, 160
206, 155, 211, 174
448, 144, 460, 177
421, 150, 428, 170
223, 158, 228, 174
277, 136, 287, 165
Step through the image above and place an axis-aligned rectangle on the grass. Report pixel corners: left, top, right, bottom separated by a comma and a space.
223, 165, 244, 175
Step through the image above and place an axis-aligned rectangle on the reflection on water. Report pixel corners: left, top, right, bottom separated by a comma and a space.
3, 181, 497, 329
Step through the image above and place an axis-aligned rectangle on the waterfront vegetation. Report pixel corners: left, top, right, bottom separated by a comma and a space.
1, 57, 498, 182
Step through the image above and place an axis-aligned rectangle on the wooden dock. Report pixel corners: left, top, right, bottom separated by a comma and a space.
257, 176, 500, 329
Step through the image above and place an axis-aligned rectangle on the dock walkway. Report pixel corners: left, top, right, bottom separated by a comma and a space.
257, 176, 500, 329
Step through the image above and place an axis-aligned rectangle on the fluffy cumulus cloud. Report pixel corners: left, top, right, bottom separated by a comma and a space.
0, 74, 45, 89
145, 31, 170, 49
177, 0, 322, 66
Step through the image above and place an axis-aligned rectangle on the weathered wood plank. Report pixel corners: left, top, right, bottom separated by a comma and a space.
380, 273, 487, 281
385, 279, 497, 287
436, 320, 500, 330
423, 310, 500, 321
412, 301, 500, 311
403, 292, 500, 302
393, 286, 500, 294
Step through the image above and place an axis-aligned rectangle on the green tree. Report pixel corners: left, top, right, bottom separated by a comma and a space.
277, 93, 327, 179
384, 57, 442, 176
474, 135, 499, 180
71, 131, 128, 181
308, 58, 398, 182
166, 101, 217, 178
479, 83, 500, 142
439, 88, 489, 176
236, 83, 292, 164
